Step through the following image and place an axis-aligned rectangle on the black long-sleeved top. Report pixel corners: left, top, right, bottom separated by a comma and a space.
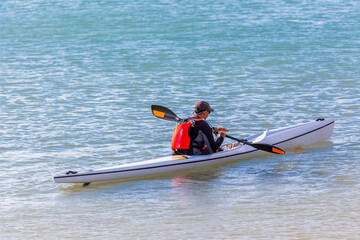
189, 120, 224, 153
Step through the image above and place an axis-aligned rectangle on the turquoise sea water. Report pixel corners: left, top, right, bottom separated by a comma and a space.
1, 0, 359, 239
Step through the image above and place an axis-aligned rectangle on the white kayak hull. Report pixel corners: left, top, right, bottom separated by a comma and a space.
54, 118, 335, 183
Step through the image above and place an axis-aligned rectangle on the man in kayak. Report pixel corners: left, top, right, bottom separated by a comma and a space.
172, 101, 228, 155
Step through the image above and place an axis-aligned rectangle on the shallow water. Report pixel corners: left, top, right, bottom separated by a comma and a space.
1, 0, 359, 239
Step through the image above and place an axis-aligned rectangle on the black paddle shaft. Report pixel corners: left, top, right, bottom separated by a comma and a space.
216, 132, 285, 155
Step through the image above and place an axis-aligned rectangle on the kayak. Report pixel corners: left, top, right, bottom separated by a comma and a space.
53, 118, 335, 184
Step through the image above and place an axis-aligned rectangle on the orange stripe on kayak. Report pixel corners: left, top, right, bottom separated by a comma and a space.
171, 156, 188, 160
153, 110, 165, 118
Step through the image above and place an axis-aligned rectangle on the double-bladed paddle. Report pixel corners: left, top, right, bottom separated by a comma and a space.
151, 105, 285, 155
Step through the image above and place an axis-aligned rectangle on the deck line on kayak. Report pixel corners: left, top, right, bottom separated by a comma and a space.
274, 120, 334, 145
54, 148, 258, 180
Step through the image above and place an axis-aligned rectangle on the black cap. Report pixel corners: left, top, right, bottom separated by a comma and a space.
194, 101, 214, 113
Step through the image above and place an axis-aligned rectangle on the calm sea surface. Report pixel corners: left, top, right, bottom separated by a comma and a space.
1, 0, 359, 239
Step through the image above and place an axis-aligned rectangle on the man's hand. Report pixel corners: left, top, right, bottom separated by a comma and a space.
213, 127, 229, 133
218, 131, 226, 138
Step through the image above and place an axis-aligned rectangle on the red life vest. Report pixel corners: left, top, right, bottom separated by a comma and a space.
171, 119, 203, 150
